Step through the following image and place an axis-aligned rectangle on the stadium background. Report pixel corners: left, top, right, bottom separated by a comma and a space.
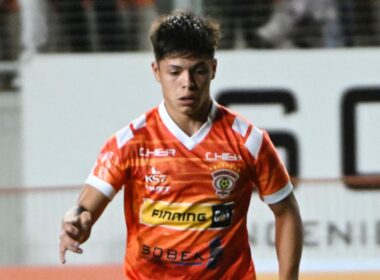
1, 0, 380, 279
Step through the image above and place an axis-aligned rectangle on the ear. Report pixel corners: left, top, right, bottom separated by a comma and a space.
151, 61, 161, 82
211, 58, 217, 80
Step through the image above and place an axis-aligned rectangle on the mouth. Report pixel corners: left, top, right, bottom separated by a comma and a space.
179, 95, 197, 105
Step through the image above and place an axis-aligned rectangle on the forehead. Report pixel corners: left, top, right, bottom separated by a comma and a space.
158, 55, 213, 68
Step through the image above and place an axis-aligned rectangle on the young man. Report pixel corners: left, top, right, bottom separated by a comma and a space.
59, 10, 303, 280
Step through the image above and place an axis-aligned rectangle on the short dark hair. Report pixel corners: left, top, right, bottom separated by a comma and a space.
149, 10, 221, 61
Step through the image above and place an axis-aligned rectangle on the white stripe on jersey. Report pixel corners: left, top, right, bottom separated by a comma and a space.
232, 116, 249, 137
85, 175, 117, 200
262, 181, 293, 204
244, 126, 264, 159
132, 114, 147, 130
116, 125, 134, 149
117, 114, 146, 149
158, 101, 218, 150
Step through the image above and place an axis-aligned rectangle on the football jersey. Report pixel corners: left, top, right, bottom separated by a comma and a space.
85, 100, 293, 280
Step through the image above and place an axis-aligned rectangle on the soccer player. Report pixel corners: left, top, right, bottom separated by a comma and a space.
59, 10, 303, 280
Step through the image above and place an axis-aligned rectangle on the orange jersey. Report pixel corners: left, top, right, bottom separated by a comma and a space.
86, 101, 293, 279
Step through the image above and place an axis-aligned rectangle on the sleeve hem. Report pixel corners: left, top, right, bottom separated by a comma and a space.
85, 175, 117, 200
262, 181, 293, 204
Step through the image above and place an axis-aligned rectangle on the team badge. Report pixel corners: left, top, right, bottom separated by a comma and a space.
211, 169, 239, 198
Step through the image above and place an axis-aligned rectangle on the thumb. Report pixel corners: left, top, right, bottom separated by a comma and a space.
79, 211, 92, 231
78, 211, 92, 244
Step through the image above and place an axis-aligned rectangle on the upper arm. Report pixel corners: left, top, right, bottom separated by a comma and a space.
77, 184, 111, 224
268, 192, 301, 219
246, 128, 292, 203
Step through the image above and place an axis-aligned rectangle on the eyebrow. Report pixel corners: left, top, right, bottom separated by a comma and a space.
167, 61, 208, 69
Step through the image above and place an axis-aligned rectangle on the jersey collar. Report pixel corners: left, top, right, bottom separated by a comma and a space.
158, 100, 219, 150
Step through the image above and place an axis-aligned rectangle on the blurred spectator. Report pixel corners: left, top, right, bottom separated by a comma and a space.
203, 0, 275, 49
155, 0, 173, 14
19, 0, 48, 56
54, 0, 91, 52
12, 0, 380, 56
52, 0, 156, 52
92, 0, 126, 51
0, 0, 20, 91
372, 0, 380, 46
337, 0, 380, 47
257, 0, 343, 48
352, 0, 379, 46
119, 0, 156, 51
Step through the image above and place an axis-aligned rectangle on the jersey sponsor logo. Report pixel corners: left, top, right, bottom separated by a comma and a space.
211, 169, 239, 198
140, 236, 224, 268
207, 237, 223, 269
210, 204, 233, 228
139, 147, 176, 157
145, 167, 170, 193
141, 244, 204, 266
205, 152, 242, 162
140, 199, 233, 230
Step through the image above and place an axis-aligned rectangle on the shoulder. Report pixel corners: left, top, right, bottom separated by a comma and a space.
216, 103, 266, 158
216, 103, 251, 124
111, 107, 158, 150
216, 103, 259, 136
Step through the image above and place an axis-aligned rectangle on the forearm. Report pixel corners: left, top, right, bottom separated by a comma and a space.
60, 184, 111, 263
274, 201, 303, 280
76, 184, 110, 224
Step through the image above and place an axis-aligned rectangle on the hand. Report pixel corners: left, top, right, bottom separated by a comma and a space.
59, 206, 92, 264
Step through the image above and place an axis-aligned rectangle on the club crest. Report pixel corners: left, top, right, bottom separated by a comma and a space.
211, 169, 239, 198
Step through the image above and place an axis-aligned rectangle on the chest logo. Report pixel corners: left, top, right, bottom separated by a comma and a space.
139, 147, 176, 157
211, 169, 239, 198
145, 167, 170, 193
205, 152, 242, 162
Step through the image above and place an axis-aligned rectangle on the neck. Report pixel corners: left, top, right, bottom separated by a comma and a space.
166, 100, 212, 137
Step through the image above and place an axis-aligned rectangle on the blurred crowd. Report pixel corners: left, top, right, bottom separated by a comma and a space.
1, 0, 380, 91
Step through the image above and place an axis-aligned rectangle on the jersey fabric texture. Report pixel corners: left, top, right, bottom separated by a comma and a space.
86, 101, 293, 280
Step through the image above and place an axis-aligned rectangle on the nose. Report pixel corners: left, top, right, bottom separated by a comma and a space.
181, 71, 195, 89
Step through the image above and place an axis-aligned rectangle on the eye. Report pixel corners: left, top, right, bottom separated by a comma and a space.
169, 70, 180, 76
194, 67, 208, 75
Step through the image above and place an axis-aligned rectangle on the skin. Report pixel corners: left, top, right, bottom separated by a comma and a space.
269, 192, 303, 280
59, 185, 109, 264
59, 54, 303, 280
151, 55, 217, 136
59, 54, 217, 264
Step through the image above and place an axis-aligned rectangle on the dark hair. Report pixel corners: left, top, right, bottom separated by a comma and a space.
149, 10, 221, 61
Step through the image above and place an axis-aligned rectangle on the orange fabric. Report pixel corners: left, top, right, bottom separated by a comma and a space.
89, 104, 290, 279
254, 131, 290, 197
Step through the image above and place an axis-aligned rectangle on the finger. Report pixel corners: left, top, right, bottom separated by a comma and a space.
64, 212, 80, 224
60, 230, 82, 250
66, 243, 83, 254
61, 222, 81, 239
59, 241, 83, 264
79, 211, 92, 231
60, 234, 83, 253
59, 243, 67, 264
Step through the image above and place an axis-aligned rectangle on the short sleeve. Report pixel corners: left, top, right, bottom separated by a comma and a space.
246, 128, 293, 204
85, 135, 126, 200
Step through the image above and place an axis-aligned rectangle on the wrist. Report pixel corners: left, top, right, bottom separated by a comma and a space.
63, 205, 86, 221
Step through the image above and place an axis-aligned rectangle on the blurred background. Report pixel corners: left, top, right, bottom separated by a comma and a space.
0, 0, 380, 279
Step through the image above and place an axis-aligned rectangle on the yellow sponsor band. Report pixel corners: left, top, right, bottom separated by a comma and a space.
141, 199, 213, 230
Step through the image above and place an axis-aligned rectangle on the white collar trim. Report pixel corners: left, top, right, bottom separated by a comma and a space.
158, 100, 218, 150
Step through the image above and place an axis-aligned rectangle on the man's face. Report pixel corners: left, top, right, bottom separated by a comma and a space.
152, 55, 217, 120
